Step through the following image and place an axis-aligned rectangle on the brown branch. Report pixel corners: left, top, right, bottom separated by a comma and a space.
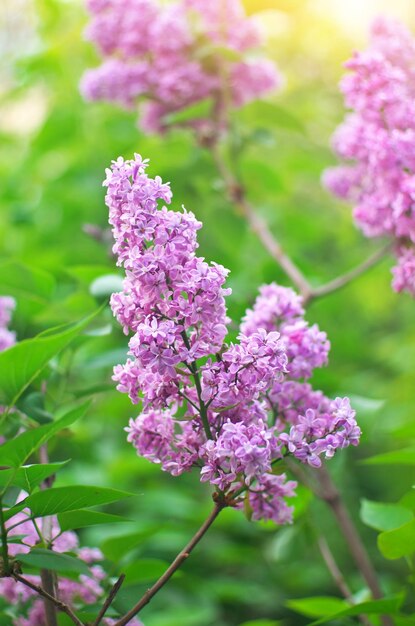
210, 142, 313, 300
308, 243, 392, 302
316, 536, 372, 626
113, 501, 224, 626
93, 574, 126, 626
12, 573, 85, 626
40, 569, 59, 626
313, 465, 394, 626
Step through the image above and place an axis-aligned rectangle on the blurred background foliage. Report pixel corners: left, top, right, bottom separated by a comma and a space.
1, 0, 415, 624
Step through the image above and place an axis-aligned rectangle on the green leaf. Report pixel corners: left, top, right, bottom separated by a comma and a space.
308, 597, 403, 625
378, 520, 415, 559
16, 548, 91, 576
361, 448, 415, 466
0, 309, 101, 406
0, 403, 89, 469
286, 596, 347, 618
0, 461, 69, 493
399, 490, 415, 510
17, 392, 53, 424
18, 485, 133, 518
58, 509, 130, 532
123, 558, 169, 584
360, 499, 413, 531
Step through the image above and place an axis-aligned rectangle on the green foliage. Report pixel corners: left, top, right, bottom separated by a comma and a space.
360, 499, 413, 532
378, 520, 415, 560
1, 0, 415, 624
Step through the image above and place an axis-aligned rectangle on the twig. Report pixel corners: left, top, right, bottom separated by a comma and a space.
113, 501, 224, 626
210, 142, 313, 300
313, 465, 394, 626
93, 574, 125, 626
181, 330, 213, 439
316, 535, 372, 626
308, 243, 392, 302
12, 574, 85, 626
40, 569, 59, 626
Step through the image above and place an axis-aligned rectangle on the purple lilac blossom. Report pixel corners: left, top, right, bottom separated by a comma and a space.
80, 0, 281, 134
0, 296, 16, 352
0, 498, 143, 626
322, 16, 415, 297
109, 154, 360, 525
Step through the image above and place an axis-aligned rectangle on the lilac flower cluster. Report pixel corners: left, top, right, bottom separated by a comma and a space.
323, 17, 415, 297
109, 154, 360, 525
0, 296, 16, 352
81, 0, 281, 134
0, 501, 142, 626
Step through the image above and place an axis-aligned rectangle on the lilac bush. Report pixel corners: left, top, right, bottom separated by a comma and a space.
107, 154, 360, 525
323, 17, 415, 297
80, 0, 281, 133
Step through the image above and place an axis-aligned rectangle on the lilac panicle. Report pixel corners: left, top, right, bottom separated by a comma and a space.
323, 16, 415, 297
109, 154, 360, 525
81, 0, 281, 134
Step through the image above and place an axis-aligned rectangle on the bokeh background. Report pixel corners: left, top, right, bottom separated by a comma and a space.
1, 1, 415, 625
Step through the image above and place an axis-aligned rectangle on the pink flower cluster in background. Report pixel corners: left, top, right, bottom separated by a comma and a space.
0, 296, 16, 352
80, 0, 281, 134
107, 153, 360, 525
0, 501, 142, 626
323, 17, 415, 297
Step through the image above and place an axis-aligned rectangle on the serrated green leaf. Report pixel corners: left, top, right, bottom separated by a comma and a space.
16, 548, 91, 576
0, 309, 101, 406
58, 509, 129, 532
360, 499, 413, 532
378, 520, 415, 559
